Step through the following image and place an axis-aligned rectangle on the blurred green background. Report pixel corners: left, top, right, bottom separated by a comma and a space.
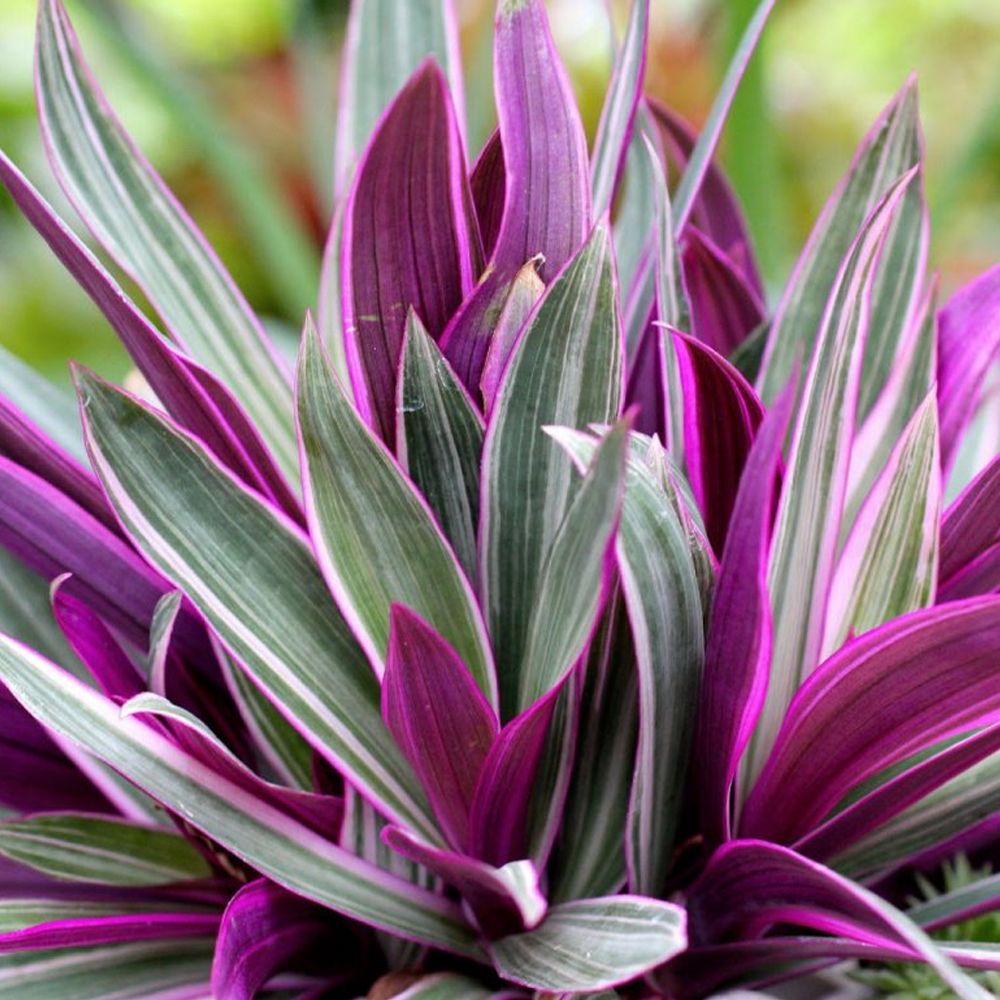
2, 0, 999, 386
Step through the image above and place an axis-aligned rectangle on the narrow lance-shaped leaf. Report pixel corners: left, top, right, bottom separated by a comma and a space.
0, 637, 480, 957
758, 79, 923, 405
0, 343, 86, 466
742, 597, 1000, 845
670, 0, 777, 234
384, 826, 546, 940
480, 259, 545, 415
590, 0, 650, 218
517, 421, 629, 710
489, 896, 687, 993
123, 691, 346, 843
680, 227, 766, 357
613, 116, 659, 316
795, 720, 1000, 871
398, 313, 485, 584
0, 456, 202, 661
341, 61, 479, 444
0, 938, 214, 1000
297, 321, 496, 705
545, 594, 637, 903
695, 387, 792, 844
937, 261, 1000, 475
90, 0, 320, 315
846, 277, 937, 532
468, 686, 563, 867
78, 370, 440, 843
339, 787, 435, 970
673, 330, 766, 556
548, 427, 703, 894
746, 170, 917, 786
648, 98, 763, 299
0, 150, 300, 520
215, 647, 315, 792
481, 225, 623, 718
830, 746, 1000, 880
683, 841, 992, 1000
649, 141, 686, 459
334, 0, 465, 199
383, 606, 498, 853
441, 0, 591, 388
36, 0, 297, 480
823, 393, 940, 657
212, 879, 357, 1000
0, 814, 211, 887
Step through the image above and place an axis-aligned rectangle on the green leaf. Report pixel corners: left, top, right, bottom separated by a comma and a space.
398, 313, 485, 585
390, 974, 494, 1000
834, 749, 1000, 879
0, 940, 213, 1000
216, 649, 315, 791
341, 787, 435, 969
845, 282, 937, 530
82, 0, 320, 315
823, 394, 940, 655
0, 344, 86, 465
78, 371, 439, 843
517, 422, 628, 710
548, 428, 703, 895
489, 896, 686, 992
0, 813, 211, 886
0, 550, 81, 677
746, 172, 917, 786
0, 898, 204, 935
758, 79, 923, 405
546, 595, 637, 903
335, 0, 465, 198
670, 0, 776, 233
297, 321, 496, 705
0, 638, 480, 957
36, 0, 298, 483
481, 224, 623, 718
590, 0, 649, 218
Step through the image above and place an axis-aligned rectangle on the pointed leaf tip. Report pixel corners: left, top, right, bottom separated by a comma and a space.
383, 605, 498, 852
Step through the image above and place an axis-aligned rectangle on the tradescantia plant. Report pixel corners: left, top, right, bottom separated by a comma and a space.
6, 0, 1000, 996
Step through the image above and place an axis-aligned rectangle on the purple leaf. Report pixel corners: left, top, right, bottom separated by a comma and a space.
0, 684, 111, 815
468, 687, 562, 867
341, 60, 479, 444
384, 826, 546, 939
681, 840, 991, 999
480, 258, 545, 416
673, 329, 766, 555
0, 455, 205, 661
937, 262, 1000, 475
123, 694, 345, 843
441, 0, 591, 388
623, 307, 665, 438
0, 151, 301, 521
212, 879, 362, 1000
0, 910, 220, 954
0, 394, 114, 532
939, 449, 1000, 599
470, 129, 505, 261
680, 227, 765, 356
51, 580, 145, 701
693, 387, 792, 845
590, 0, 650, 217
648, 99, 764, 299
383, 605, 498, 852
742, 597, 1000, 845
795, 721, 1000, 866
